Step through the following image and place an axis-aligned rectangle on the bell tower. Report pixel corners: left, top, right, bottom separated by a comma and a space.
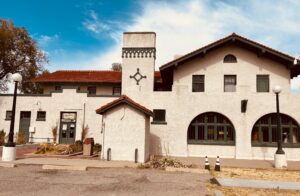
121, 32, 156, 97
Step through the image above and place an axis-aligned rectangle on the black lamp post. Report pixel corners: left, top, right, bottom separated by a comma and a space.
273, 85, 285, 155
5, 73, 22, 147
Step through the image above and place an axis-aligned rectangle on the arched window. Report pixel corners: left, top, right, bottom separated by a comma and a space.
187, 112, 235, 145
251, 113, 300, 147
224, 54, 237, 63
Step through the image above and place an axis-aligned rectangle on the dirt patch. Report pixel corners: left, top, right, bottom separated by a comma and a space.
36, 170, 59, 175
211, 167, 300, 182
133, 175, 150, 183
207, 183, 300, 196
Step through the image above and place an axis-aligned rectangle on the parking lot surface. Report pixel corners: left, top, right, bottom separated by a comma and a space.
0, 165, 210, 196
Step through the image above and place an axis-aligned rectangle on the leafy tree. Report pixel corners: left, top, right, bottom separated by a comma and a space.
111, 63, 122, 71
0, 19, 48, 93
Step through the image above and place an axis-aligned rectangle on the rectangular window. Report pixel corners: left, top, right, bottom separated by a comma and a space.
5, 111, 12, 120
192, 75, 205, 92
37, 111, 46, 121
224, 75, 237, 92
257, 75, 269, 92
153, 109, 166, 122
55, 86, 62, 91
113, 87, 121, 95
87, 86, 97, 95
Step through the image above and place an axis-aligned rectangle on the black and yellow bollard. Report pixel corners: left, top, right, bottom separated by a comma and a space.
214, 156, 221, 171
204, 156, 210, 170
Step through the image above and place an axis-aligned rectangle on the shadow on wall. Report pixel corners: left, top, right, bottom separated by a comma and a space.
150, 133, 162, 156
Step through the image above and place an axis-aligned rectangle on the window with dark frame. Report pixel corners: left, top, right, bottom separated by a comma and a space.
251, 113, 300, 146
37, 111, 46, 121
5, 111, 12, 120
224, 75, 237, 92
187, 112, 235, 145
223, 54, 237, 63
257, 75, 269, 92
113, 87, 121, 95
153, 109, 166, 123
55, 86, 62, 91
87, 86, 97, 95
192, 75, 205, 92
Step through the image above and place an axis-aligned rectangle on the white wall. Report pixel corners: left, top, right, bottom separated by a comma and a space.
102, 105, 149, 163
0, 88, 117, 144
121, 41, 300, 160
1, 33, 300, 161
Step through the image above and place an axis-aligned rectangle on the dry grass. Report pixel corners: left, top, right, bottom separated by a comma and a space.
16, 131, 26, 144
35, 143, 83, 155
207, 167, 300, 195
211, 167, 300, 182
81, 124, 89, 142
0, 130, 6, 146
207, 183, 300, 196
137, 156, 194, 169
51, 124, 58, 143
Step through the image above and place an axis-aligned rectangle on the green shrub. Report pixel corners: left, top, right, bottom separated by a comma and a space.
73, 140, 83, 152
0, 130, 6, 146
93, 143, 102, 153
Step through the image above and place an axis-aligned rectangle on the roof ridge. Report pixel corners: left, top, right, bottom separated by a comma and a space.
55, 70, 121, 72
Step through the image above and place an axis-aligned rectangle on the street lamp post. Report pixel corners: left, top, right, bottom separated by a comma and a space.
2, 73, 22, 162
272, 85, 287, 168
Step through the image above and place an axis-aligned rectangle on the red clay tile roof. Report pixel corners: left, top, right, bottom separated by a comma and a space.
160, 33, 299, 73
31, 70, 162, 83
31, 70, 122, 83
96, 95, 153, 116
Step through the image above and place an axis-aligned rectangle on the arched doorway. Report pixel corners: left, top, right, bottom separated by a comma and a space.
251, 113, 300, 146
187, 112, 235, 145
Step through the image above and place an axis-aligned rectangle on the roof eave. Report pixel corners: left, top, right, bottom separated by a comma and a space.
159, 34, 296, 71
96, 100, 153, 117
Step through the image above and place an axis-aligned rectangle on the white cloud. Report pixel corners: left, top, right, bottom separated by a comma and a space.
82, 10, 124, 41
37, 34, 59, 47
54, 0, 300, 91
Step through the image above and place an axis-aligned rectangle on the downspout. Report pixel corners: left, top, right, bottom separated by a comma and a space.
101, 114, 105, 160
83, 102, 86, 127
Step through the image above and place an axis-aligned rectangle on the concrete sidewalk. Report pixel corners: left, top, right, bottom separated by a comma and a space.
217, 178, 300, 191
174, 156, 300, 170
1, 157, 137, 168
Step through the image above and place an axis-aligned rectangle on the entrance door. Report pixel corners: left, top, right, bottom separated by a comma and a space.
19, 111, 31, 143
59, 112, 76, 144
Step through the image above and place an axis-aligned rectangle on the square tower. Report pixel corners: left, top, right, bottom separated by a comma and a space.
121, 32, 156, 97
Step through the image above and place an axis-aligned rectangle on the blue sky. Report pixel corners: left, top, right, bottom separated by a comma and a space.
1, 0, 300, 90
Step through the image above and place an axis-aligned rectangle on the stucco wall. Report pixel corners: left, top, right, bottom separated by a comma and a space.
102, 105, 149, 163
1, 33, 300, 162
0, 88, 117, 144
42, 84, 120, 95
121, 41, 300, 161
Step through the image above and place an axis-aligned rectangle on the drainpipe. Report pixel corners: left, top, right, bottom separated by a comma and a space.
101, 114, 105, 160
83, 102, 86, 128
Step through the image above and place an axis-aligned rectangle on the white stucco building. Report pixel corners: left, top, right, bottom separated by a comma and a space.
1, 32, 300, 162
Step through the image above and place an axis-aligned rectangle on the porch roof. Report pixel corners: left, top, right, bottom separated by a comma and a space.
96, 95, 153, 116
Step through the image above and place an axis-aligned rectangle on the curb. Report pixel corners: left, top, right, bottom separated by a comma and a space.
165, 167, 209, 174
42, 164, 87, 171
0, 162, 16, 168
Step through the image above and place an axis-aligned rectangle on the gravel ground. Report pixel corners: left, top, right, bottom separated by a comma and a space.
0, 165, 211, 196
